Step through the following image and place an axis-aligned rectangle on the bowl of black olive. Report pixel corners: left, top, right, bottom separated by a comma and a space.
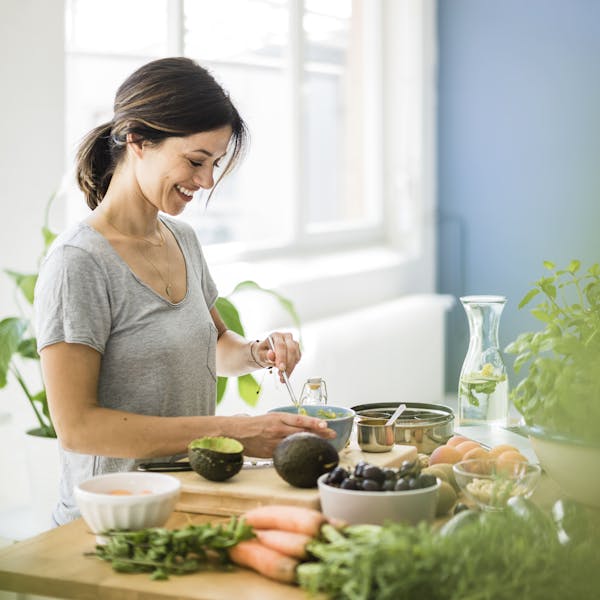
317, 459, 441, 525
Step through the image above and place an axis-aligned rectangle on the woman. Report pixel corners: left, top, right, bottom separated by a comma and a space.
34, 57, 334, 526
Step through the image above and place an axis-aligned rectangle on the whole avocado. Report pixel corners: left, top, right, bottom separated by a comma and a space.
273, 432, 339, 488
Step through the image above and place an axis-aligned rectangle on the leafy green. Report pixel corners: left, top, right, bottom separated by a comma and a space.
92, 517, 254, 580
298, 509, 600, 600
505, 260, 600, 441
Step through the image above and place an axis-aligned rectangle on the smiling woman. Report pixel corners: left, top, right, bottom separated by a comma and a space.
33, 57, 336, 527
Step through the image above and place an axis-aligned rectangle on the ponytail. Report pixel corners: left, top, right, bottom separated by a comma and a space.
75, 122, 117, 209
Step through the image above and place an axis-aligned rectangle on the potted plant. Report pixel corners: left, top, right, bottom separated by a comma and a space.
505, 259, 600, 507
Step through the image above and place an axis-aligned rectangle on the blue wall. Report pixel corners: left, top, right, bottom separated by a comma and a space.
437, 0, 600, 393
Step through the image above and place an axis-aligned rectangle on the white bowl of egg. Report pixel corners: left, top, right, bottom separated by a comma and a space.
74, 471, 180, 538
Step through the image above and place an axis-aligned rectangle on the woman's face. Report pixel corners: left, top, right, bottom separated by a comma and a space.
133, 125, 233, 215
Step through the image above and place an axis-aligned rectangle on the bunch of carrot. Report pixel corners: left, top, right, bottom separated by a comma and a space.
228, 505, 328, 584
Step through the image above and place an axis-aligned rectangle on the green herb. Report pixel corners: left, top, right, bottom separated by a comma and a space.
298, 509, 600, 600
459, 372, 506, 407
91, 517, 254, 580
505, 260, 600, 441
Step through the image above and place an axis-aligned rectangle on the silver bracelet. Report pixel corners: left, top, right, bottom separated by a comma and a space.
249, 340, 266, 369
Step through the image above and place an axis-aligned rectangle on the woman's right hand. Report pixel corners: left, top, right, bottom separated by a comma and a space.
229, 412, 337, 458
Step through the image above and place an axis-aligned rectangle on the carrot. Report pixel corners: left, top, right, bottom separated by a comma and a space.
243, 505, 326, 537
254, 529, 312, 560
228, 539, 299, 583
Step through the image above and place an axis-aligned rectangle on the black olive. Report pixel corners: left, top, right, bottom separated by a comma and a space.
361, 478, 381, 491
340, 477, 360, 490
399, 460, 418, 478
362, 465, 385, 483
328, 466, 349, 485
354, 461, 367, 478
408, 477, 420, 490
394, 477, 410, 491
383, 468, 397, 480
417, 473, 437, 489
382, 479, 396, 491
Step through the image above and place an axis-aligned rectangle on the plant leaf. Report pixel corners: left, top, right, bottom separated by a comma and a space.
216, 376, 228, 405
237, 374, 261, 407
215, 297, 244, 336
567, 259, 581, 274
518, 288, 540, 309
42, 226, 57, 252
230, 280, 302, 338
0, 317, 28, 388
543, 260, 555, 270
17, 338, 39, 360
4, 270, 37, 305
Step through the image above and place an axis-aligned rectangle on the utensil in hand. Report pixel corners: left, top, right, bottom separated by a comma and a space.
385, 403, 407, 426
268, 335, 299, 407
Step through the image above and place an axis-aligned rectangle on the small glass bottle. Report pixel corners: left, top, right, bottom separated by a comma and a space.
458, 295, 509, 427
300, 377, 328, 406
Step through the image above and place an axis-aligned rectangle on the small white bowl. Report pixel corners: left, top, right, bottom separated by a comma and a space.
74, 471, 181, 536
317, 473, 440, 526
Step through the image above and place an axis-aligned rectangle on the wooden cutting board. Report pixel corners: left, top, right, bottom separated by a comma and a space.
174, 443, 417, 516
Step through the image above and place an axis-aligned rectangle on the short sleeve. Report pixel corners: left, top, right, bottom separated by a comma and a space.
34, 245, 112, 354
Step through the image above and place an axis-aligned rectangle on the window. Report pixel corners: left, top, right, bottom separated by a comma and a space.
65, 0, 383, 257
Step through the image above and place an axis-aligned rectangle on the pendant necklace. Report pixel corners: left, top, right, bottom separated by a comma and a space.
103, 215, 173, 299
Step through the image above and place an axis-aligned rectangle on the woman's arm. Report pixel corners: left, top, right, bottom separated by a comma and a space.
40, 341, 330, 459
212, 307, 301, 380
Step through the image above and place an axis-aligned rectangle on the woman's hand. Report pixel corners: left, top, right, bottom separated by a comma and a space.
253, 332, 301, 382
230, 412, 336, 458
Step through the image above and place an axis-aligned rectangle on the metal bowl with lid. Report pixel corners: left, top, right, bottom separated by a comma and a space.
352, 402, 454, 454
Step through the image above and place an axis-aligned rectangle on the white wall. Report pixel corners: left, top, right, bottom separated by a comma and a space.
0, 0, 65, 399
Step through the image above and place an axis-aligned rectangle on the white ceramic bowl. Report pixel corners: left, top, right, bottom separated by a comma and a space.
317, 473, 440, 526
74, 471, 181, 534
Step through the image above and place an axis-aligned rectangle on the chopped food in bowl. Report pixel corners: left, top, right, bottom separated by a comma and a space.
74, 471, 181, 538
453, 458, 541, 511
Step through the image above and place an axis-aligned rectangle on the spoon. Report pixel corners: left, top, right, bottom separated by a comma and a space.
268, 336, 300, 407
385, 403, 407, 426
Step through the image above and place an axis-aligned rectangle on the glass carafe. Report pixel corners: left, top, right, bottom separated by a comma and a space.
300, 377, 328, 405
458, 296, 509, 426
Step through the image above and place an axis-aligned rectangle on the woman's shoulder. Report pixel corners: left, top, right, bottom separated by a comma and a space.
43, 222, 110, 269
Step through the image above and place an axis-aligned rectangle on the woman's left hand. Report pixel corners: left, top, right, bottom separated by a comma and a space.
253, 332, 301, 381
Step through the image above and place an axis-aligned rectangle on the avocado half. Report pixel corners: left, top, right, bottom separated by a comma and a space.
273, 432, 339, 488
188, 436, 244, 482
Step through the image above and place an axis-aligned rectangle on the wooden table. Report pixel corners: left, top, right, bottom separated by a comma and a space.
0, 511, 323, 600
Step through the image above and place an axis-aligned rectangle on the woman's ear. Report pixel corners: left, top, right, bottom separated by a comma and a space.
126, 132, 145, 158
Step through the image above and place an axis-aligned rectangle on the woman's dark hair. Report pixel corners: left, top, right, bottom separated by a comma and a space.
76, 57, 247, 209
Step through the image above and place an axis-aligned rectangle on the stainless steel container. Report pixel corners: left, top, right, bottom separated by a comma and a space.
352, 402, 454, 454
356, 418, 395, 453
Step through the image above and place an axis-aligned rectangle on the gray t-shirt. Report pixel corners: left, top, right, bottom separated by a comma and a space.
34, 216, 219, 525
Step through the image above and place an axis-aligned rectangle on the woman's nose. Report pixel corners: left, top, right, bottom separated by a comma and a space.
193, 168, 214, 190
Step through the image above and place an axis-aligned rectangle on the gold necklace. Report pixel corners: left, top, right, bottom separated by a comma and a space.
103, 215, 173, 299
103, 215, 165, 247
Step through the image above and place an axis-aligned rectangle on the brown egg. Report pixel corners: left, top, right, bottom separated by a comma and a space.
462, 446, 489, 461
429, 445, 463, 465
496, 450, 528, 475
488, 444, 519, 458
446, 436, 469, 448
454, 441, 482, 457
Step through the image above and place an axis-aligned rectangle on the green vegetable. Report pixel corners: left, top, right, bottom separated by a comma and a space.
298, 507, 600, 600
91, 517, 254, 580
505, 260, 600, 441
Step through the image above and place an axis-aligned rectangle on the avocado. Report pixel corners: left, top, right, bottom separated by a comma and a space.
188, 436, 244, 482
273, 432, 339, 488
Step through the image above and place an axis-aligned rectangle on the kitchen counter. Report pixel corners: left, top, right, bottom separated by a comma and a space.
0, 511, 324, 600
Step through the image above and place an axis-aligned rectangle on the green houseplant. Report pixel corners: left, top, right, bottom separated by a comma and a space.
505, 259, 600, 506
0, 196, 301, 439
